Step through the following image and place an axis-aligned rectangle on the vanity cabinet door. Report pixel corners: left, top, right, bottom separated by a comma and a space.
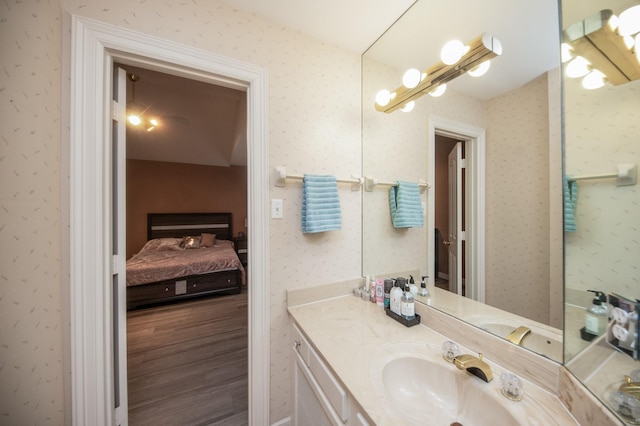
293, 355, 339, 426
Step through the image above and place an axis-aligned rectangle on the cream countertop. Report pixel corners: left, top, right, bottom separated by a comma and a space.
288, 294, 578, 425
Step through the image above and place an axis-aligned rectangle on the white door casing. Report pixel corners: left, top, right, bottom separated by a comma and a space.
67, 16, 269, 425
447, 143, 463, 296
112, 66, 128, 425
428, 115, 485, 303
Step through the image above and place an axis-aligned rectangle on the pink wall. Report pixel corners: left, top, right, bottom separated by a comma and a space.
126, 159, 247, 258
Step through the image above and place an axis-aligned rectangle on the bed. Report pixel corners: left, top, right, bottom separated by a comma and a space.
126, 212, 245, 310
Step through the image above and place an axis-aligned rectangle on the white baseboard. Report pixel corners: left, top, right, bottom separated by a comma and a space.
438, 272, 449, 280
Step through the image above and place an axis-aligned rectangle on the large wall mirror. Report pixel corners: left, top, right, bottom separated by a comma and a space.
562, 0, 640, 423
362, 0, 564, 362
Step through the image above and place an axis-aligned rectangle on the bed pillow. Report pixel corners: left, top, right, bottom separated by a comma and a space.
180, 236, 201, 249
200, 233, 216, 248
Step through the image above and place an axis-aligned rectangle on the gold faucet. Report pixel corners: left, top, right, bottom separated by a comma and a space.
453, 353, 493, 383
506, 326, 531, 346
620, 376, 640, 399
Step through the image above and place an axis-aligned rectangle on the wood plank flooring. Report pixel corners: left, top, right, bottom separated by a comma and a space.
127, 290, 248, 426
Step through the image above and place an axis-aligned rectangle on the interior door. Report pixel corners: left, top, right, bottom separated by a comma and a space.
448, 143, 463, 296
112, 66, 129, 425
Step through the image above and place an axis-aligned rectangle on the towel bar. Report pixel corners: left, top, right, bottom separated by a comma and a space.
568, 163, 637, 186
364, 176, 430, 193
273, 166, 362, 191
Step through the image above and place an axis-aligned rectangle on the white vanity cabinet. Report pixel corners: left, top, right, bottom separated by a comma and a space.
291, 324, 372, 426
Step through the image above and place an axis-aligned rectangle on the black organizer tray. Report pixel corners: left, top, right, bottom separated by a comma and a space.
385, 307, 421, 327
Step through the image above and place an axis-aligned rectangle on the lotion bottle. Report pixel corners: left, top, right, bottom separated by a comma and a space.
375, 278, 384, 307
390, 281, 403, 315
369, 276, 376, 303
401, 283, 415, 320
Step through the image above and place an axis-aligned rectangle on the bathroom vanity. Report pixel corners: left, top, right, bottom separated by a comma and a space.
288, 281, 582, 425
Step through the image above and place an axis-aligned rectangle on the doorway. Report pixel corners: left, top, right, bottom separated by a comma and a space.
68, 17, 269, 425
427, 115, 485, 303
119, 63, 250, 424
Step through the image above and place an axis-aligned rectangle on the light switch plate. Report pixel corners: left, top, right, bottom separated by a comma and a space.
272, 199, 284, 219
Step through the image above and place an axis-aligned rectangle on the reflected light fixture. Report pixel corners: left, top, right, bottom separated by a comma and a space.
127, 73, 160, 131
374, 33, 502, 113
562, 6, 640, 89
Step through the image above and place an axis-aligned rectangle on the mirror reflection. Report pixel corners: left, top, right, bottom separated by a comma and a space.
362, 0, 564, 361
562, 0, 640, 423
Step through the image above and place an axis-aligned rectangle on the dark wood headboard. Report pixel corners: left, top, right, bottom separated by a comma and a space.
147, 213, 233, 241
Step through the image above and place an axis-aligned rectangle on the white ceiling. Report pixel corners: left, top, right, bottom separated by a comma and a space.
126, 0, 561, 167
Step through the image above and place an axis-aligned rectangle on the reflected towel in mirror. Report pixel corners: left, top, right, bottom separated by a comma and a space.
302, 174, 342, 233
564, 176, 578, 232
389, 181, 424, 228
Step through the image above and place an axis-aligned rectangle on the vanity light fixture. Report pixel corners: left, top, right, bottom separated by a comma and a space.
562, 6, 640, 90
374, 32, 502, 113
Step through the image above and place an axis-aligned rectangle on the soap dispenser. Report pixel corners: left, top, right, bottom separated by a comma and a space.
419, 275, 430, 297
401, 282, 415, 320
408, 275, 418, 297
585, 290, 608, 337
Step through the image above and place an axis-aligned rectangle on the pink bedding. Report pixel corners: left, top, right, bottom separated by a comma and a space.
126, 238, 245, 286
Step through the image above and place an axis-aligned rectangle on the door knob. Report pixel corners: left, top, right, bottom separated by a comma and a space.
443, 240, 451, 246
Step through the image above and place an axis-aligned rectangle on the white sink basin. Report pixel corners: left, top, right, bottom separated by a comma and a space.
379, 355, 518, 426
369, 341, 576, 426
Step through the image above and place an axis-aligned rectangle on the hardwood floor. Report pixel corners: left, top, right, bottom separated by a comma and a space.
127, 290, 248, 425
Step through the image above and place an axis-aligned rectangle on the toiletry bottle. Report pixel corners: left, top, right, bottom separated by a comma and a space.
391, 280, 403, 315
375, 278, 384, 307
401, 282, 415, 320
384, 279, 394, 309
585, 290, 608, 336
369, 276, 376, 303
408, 275, 418, 297
420, 275, 430, 297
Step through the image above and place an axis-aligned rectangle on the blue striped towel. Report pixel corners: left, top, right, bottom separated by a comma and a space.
389, 181, 424, 228
564, 176, 578, 232
302, 174, 342, 233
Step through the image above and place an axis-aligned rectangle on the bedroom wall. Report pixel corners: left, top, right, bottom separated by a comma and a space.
2, 0, 362, 423
126, 160, 248, 259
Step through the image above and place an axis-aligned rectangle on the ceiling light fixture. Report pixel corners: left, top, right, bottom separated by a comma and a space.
374, 33, 502, 113
127, 73, 161, 130
562, 6, 640, 89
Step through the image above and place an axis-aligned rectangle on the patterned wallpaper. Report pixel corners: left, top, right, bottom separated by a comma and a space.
564, 76, 640, 300
0, 0, 65, 424
485, 73, 557, 324
3, 0, 362, 423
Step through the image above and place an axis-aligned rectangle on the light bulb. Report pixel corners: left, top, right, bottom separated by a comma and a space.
128, 114, 142, 126
401, 101, 415, 112
429, 84, 447, 97
440, 40, 467, 65
467, 60, 491, 77
561, 43, 573, 63
375, 89, 392, 107
565, 56, 590, 78
623, 35, 635, 49
402, 68, 422, 89
582, 70, 606, 90
618, 5, 640, 36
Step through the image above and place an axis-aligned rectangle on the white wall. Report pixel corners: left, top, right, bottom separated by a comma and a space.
1, 0, 362, 423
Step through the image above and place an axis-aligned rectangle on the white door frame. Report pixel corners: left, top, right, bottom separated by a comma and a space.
67, 16, 269, 425
428, 115, 485, 303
